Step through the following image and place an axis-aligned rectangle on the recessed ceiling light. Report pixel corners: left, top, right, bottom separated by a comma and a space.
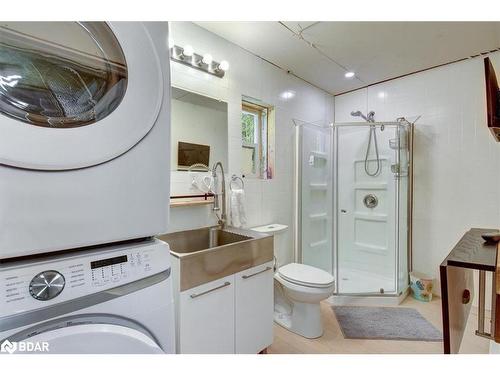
345, 71, 355, 78
280, 90, 295, 100
378, 91, 386, 99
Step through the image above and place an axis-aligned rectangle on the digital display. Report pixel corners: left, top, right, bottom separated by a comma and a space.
90, 255, 128, 269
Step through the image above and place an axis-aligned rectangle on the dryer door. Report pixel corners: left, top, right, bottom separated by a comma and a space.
0, 22, 163, 170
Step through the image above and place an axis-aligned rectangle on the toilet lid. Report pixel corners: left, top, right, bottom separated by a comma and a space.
278, 263, 335, 288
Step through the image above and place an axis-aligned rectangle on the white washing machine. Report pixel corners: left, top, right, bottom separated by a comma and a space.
0, 22, 170, 259
0, 239, 175, 354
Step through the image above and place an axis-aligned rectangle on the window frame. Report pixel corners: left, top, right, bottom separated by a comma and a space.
241, 100, 270, 179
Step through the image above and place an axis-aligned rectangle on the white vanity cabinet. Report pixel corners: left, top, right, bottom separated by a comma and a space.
175, 261, 274, 354
179, 275, 235, 354
235, 262, 274, 354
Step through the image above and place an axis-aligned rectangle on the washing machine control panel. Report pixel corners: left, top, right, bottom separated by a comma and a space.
89, 251, 153, 287
1, 240, 170, 317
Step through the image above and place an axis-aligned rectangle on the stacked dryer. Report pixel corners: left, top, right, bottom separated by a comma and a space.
0, 22, 174, 354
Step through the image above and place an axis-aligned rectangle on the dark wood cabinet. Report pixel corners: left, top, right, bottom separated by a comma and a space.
440, 228, 498, 353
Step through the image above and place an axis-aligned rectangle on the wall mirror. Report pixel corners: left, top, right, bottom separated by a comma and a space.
170, 87, 228, 204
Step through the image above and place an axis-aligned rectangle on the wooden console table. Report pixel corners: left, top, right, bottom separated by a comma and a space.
440, 228, 499, 353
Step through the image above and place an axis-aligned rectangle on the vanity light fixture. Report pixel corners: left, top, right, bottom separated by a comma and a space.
182, 45, 194, 57
170, 44, 228, 78
217, 60, 229, 72
201, 54, 213, 65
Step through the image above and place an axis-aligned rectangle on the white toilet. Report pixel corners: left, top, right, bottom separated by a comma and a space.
251, 224, 335, 339
274, 263, 335, 338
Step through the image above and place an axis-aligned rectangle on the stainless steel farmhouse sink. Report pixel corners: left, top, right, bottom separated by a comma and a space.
157, 226, 274, 291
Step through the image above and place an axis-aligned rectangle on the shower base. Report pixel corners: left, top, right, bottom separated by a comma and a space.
329, 267, 409, 306
328, 288, 409, 306
337, 266, 394, 294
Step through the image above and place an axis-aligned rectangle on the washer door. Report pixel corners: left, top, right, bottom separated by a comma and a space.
21, 324, 164, 354
0, 22, 163, 170
5, 314, 166, 354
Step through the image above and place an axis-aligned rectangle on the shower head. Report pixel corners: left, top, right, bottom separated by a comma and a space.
350, 110, 375, 122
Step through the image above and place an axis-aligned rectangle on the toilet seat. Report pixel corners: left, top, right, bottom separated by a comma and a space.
278, 263, 335, 289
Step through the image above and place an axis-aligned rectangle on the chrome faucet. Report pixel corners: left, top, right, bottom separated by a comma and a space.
211, 161, 227, 227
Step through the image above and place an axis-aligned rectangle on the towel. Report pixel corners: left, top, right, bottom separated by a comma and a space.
230, 188, 247, 228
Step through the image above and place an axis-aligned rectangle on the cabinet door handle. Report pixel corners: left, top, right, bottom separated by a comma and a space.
462, 289, 471, 304
242, 266, 272, 279
190, 281, 231, 299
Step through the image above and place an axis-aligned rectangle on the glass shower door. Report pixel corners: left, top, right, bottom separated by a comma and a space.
335, 124, 398, 295
395, 122, 412, 294
296, 122, 333, 276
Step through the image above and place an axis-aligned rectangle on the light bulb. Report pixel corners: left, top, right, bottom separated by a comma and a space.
218, 60, 229, 71
344, 71, 355, 78
202, 54, 213, 65
183, 45, 194, 57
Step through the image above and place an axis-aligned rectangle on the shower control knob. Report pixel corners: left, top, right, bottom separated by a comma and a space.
29, 271, 65, 301
363, 194, 379, 209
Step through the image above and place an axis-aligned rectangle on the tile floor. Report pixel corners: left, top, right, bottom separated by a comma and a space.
268, 296, 490, 354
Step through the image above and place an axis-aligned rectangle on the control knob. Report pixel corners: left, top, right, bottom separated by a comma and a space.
29, 271, 65, 301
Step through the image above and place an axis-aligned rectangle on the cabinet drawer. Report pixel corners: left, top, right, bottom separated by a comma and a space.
179, 275, 235, 353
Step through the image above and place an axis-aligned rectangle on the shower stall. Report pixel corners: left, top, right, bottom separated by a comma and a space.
294, 117, 413, 302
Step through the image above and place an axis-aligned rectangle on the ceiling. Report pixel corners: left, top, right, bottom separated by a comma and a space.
195, 22, 500, 95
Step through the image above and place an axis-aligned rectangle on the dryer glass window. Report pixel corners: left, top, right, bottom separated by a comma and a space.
0, 22, 128, 128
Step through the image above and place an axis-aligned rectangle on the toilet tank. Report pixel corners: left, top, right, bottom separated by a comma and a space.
251, 224, 289, 267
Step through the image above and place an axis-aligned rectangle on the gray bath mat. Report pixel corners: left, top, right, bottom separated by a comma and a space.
332, 306, 443, 341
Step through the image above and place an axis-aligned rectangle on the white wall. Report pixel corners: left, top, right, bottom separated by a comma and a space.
168, 22, 334, 267
334, 51, 500, 298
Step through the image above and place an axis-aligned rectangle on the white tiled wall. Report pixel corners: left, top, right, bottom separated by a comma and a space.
168, 22, 334, 266
335, 51, 500, 297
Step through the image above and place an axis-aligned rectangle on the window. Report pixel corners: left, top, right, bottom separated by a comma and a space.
0, 22, 127, 128
241, 99, 275, 179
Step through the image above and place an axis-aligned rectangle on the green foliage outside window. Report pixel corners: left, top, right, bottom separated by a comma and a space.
242, 112, 256, 144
